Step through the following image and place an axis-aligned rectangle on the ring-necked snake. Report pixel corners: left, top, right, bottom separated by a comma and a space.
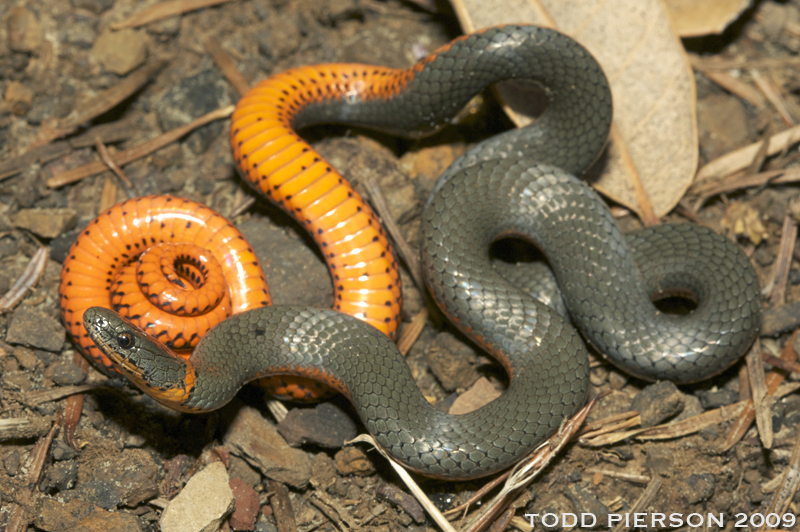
70, 25, 761, 479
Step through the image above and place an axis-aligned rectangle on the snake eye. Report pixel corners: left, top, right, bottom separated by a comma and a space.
117, 332, 134, 349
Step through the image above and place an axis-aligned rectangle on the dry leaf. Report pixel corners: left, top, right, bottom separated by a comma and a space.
663, 0, 754, 37
450, 0, 697, 220
448, 377, 502, 415
721, 203, 768, 245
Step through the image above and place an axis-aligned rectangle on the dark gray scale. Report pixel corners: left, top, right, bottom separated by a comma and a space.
422, 159, 761, 384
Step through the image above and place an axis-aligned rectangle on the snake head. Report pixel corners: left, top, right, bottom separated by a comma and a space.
83, 307, 199, 411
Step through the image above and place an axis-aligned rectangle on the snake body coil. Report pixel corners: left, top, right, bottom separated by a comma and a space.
76, 24, 761, 479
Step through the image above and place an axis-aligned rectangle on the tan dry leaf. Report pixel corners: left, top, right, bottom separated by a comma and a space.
450, 0, 697, 220
662, 0, 754, 37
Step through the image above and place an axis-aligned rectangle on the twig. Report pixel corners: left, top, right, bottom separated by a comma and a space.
47, 105, 234, 187
763, 351, 800, 374
700, 70, 765, 107
461, 399, 597, 532
750, 69, 796, 127
689, 54, 800, 72
23, 383, 108, 406
95, 137, 134, 194
111, 0, 240, 29
611, 477, 662, 532
719, 331, 798, 452
0, 247, 49, 313
268, 479, 298, 532
29, 60, 166, 149
694, 124, 800, 184
100, 177, 120, 210
764, 215, 798, 305
310, 491, 356, 530
0, 119, 139, 181
746, 340, 772, 449
691, 168, 800, 208
205, 37, 250, 96
0, 416, 55, 441
610, 125, 659, 226
396, 308, 427, 356
585, 469, 651, 485
363, 178, 424, 290
62, 353, 89, 449
3, 414, 60, 532
348, 434, 456, 532
760, 429, 800, 529
229, 196, 256, 218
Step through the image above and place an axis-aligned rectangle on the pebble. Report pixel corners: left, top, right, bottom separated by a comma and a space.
6, 306, 65, 352
12, 346, 39, 370
229, 454, 262, 488
11, 207, 77, 239
90, 29, 148, 76
160, 462, 234, 532
563, 483, 612, 524
277, 402, 357, 449
79, 449, 159, 507
4, 450, 21, 476
334, 446, 375, 476
51, 361, 87, 385
74, 480, 122, 509
7, 6, 44, 53
41, 460, 79, 492
51, 439, 79, 461
4, 80, 34, 116
61, 13, 98, 49
256, 15, 302, 60
783, 396, 800, 427
696, 388, 738, 409
35, 497, 143, 532
697, 93, 749, 162
743, 470, 765, 503
630, 381, 685, 427
607, 370, 628, 390
761, 301, 800, 336
683, 473, 716, 504
229, 477, 260, 531
238, 218, 332, 308
426, 331, 481, 392
643, 443, 674, 475
376, 483, 425, 523
224, 406, 312, 489
310, 452, 337, 489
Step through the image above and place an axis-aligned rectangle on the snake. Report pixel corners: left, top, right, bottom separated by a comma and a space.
74, 25, 761, 479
